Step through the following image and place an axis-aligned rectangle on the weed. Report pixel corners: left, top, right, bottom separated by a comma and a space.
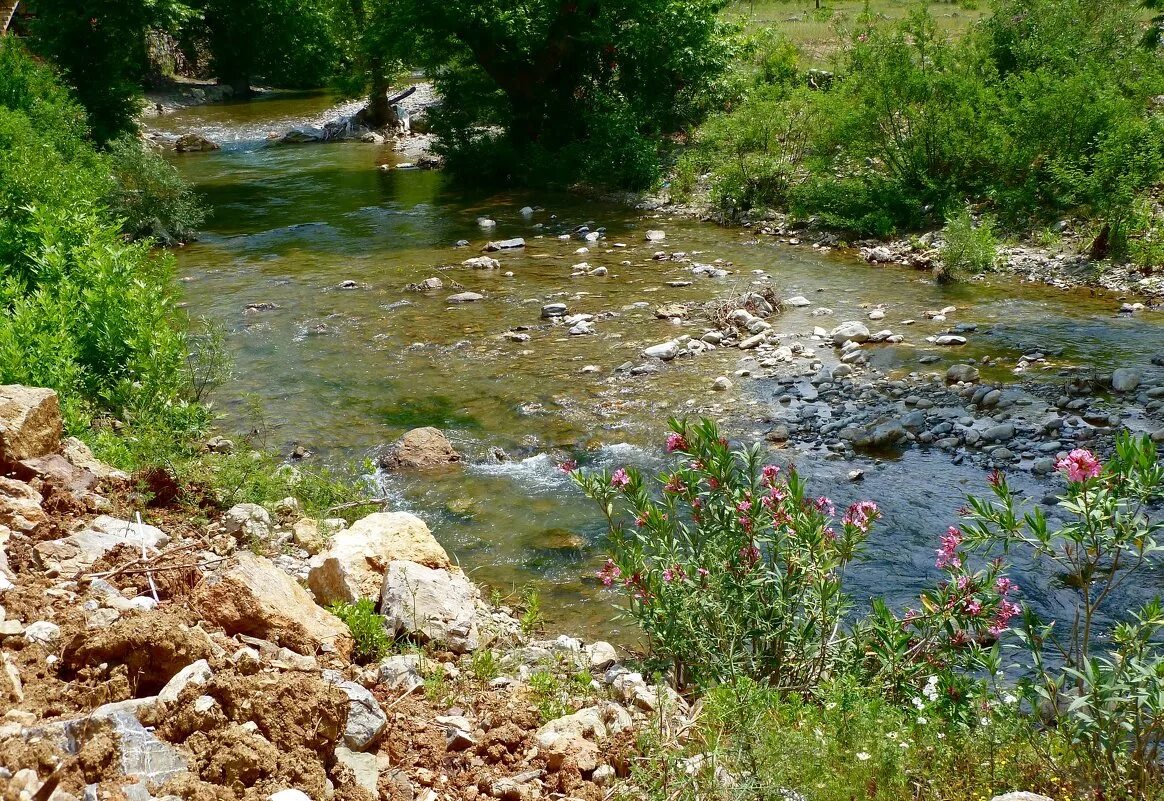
328, 599, 393, 664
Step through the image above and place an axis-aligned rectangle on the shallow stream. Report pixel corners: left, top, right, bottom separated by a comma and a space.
158, 92, 1164, 637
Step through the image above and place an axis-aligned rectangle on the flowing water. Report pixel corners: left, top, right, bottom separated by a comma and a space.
157, 92, 1164, 637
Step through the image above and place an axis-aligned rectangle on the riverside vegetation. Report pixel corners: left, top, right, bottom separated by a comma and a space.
2, 1, 1164, 800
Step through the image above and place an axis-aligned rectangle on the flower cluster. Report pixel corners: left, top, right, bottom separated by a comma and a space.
842, 501, 880, 533
935, 527, 963, 570
1055, 448, 1102, 483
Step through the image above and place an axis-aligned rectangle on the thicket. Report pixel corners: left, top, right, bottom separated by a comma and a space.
575, 419, 1164, 800
678, 0, 1164, 255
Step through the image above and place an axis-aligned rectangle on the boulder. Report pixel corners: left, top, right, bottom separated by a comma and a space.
643, 341, 680, 361
323, 669, 387, 751
62, 437, 130, 482
377, 653, 431, 692
220, 503, 272, 542
0, 477, 47, 535
12, 453, 98, 495
654, 304, 688, 319
946, 364, 980, 384
535, 704, 632, 772
463, 256, 500, 270
645, 230, 666, 242
0, 385, 62, 465
33, 515, 167, 575
195, 552, 353, 658
334, 747, 378, 796
308, 511, 450, 605
483, 238, 525, 252
1112, 368, 1142, 393
158, 659, 212, 704
378, 427, 460, 471
174, 133, 220, 152
448, 292, 484, 303
380, 561, 479, 653
278, 127, 325, 145
830, 322, 870, 346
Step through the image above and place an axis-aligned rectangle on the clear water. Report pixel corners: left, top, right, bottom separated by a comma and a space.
158, 92, 1164, 636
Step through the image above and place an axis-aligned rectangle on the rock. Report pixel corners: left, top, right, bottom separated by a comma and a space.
308, 511, 450, 605
586, 641, 617, 670
830, 322, 870, 346
0, 477, 47, 535
157, 659, 212, 704
378, 653, 429, 692
484, 238, 525, 251
738, 333, 767, 349
1112, 368, 1142, 392
291, 519, 328, 555
463, 256, 500, 270
982, 423, 1015, 443
946, 364, 980, 384
935, 335, 967, 346
195, 552, 353, 658
34, 515, 167, 575
23, 621, 60, 645
655, 304, 688, 319
785, 296, 812, 307
0, 385, 62, 466
448, 292, 484, 303
407, 277, 444, 292
334, 747, 379, 796
379, 427, 460, 471
62, 437, 130, 482
541, 303, 568, 319
86, 707, 188, 786
645, 230, 666, 242
13, 453, 99, 496
380, 561, 479, 653
712, 377, 732, 392
323, 670, 387, 751
174, 133, 220, 152
643, 341, 680, 361
436, 714, 476, 751
204, 436, 236, 455
221, 503, 272, 543
278, 127, 325, 144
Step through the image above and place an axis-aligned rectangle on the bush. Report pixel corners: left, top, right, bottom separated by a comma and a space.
104, 136, 207, 244
938, 206, 998, 281
329, 599, 393, 664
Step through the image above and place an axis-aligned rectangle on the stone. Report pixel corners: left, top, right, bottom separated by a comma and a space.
655, 304, 688, 319
13, 453, 98, 496
1112, 368, 1142, 392
645, 230, 666, 242
323, 670, 387, 751
712, 377, 732, 392
643, 341, 680, 361
0, 477, 46, 535
541, 303, 568, 319
982, 423, 1015, 443
463, 256, 501, 270
291, 519, 328, 555
62, 437, 129, 482
379, 427, 461, 471
377, 653, 430, 692
220, 503, 272, 542
380, 561, 479, 653
23, 621, 60, 645
483, 238, 525, 251
194, 552, 353, 658
586, 641, 618, 670
334, 747, 379, 796
436, 714, 476, 751
278, 127, 325, 144
407, 277, 444, 292
785, 296, 812, 307
158, 659, 212, 704
946, 364, 980, 384
935, 335, 967, 346
174, 133, 220, 152
62, 706, 188, 787
34, 515, 167, 575
448, 292, 484, 303
830, 322, 870, 346
308, 511, 450, 604
0, 386, 62, 466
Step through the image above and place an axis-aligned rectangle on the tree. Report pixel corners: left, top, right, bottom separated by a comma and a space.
381, 0, 734, 188
25, 0, 195, 143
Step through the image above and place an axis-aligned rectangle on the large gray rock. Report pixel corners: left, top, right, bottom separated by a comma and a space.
174, 133, 220, 152
0, 386, 62, 465
308, 511, 450, 605
830, 322, 870, 346
380, 561, 479, 653
1112, 368, 1142, 392
56, 703, 188, 788
33, 515, 168, 575
643, 341, 680, 360
334, 747, 378, 796
220, 503, 272, 542
323, 670, 387, 751
946, 364, 980, 384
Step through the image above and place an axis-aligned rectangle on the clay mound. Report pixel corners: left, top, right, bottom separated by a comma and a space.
62, 612, 213, 696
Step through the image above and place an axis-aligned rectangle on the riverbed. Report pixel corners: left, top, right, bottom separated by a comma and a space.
155, 92, 1164, 636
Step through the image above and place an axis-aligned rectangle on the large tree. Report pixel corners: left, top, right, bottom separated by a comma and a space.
384, 0, 733, 187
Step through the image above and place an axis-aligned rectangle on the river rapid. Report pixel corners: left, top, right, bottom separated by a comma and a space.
155, 92, 1164, 637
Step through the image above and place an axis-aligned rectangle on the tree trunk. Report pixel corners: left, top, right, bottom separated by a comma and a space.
224, 74, 252, 99
364, 57, 393, 129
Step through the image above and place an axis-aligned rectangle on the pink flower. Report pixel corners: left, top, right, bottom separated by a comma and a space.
558, 459, 578, 473
814, 496, 836, 517
936, 526, 963, 570
995, 576, 1014, 596
956, 575, 971, 591
663, 474, 684, 494
739, 544, 761, 566
842, 501, 880, 533
666, 433, 688, 453
761, 464, 781, 485
661, 568, 674, 583
964, 599, 982, 616
697, 567, 709, 577
1056, 449, 1102, 483
634, 515, 647, 528
596, 559, 621, 587
708, 477, 720, 490
823, 526, 837, 541
610, 468, 630, 488
737, 499, 752, 513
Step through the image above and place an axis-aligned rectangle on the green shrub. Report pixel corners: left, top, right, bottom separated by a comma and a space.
104, 136, 207, 244
938, 207, 998, 281
328, 599, 393, 664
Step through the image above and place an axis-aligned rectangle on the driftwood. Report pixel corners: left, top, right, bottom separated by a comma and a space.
386, 86, 417, 106
1, 1, 19, 36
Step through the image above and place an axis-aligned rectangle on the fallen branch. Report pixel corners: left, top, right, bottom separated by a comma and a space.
326, 497, 390, 514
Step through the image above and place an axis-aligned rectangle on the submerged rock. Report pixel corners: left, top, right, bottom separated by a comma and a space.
378, 427, 461, 471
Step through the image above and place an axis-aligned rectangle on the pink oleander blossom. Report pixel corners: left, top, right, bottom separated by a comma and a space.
761, 464, 781, 485
964, 598, 982, 616
558, 459, 578, 473
635, 515, 647, 528
610, 468, 630, 488
814, 496, 836, 516
666, 433, 688, 453
1056, 449, 1102, 483
663, 474, 684, 494
842, 500, 880, 533
739, 544, 761, 566
995, 577, 1014, 596
936, 526, 963, 570
596, 559, 621, 587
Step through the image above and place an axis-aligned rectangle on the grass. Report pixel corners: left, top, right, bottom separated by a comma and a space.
727, 0, 984, 66
328, 598, 394, 663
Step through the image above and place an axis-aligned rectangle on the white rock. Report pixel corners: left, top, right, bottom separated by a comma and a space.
785, 296, 812, 307
23, 621, 60, 645
221, 503, 271, 542
830, 322, 870, 346
158, 659, 212, 704
380, 561, 479, 653
1112, 368, 1142, 392
643, 341, 680, 361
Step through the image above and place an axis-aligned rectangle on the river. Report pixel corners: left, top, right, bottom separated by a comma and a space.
155, 91, 1164, 637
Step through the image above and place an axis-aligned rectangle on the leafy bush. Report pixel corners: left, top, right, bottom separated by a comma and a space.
938, 207, 998, 281
329, 599, 393, 664
104, 136, 207, 244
